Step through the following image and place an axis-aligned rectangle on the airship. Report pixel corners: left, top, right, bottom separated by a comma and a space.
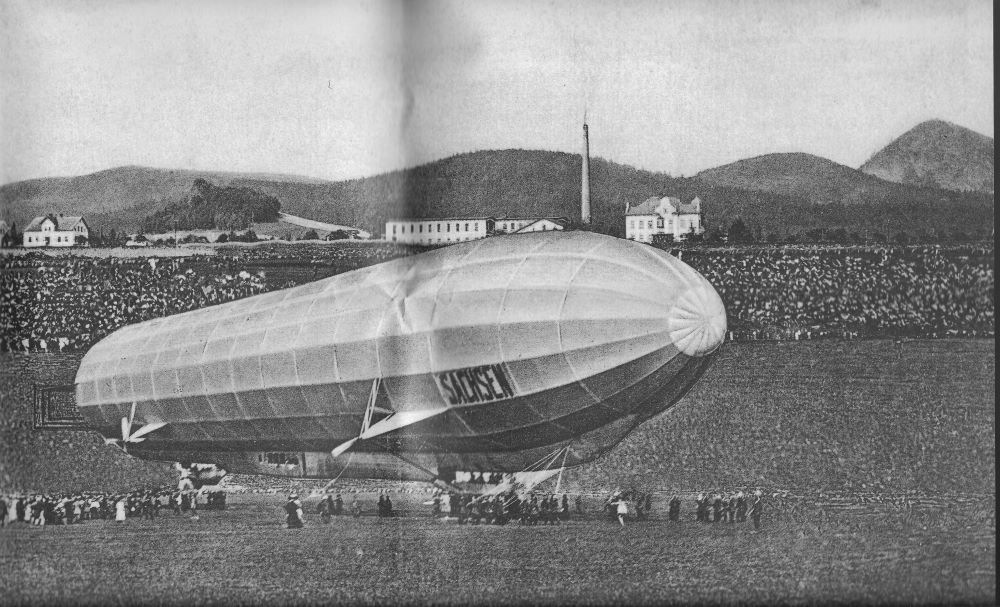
75, 231, 727, 485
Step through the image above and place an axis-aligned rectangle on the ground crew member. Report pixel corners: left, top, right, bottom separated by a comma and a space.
668, 496, 680, 522
318, 494, 332, 523
749, 490, 763, 530
736, 492, 747, 522
612, 497, 628, 527
284, 494, 303, 528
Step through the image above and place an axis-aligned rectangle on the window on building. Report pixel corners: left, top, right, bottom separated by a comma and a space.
392, 225, 396, 234
657, 218, 664, 229
437, 223, 441, 232
474, 223, 479, 231
447, 223, 451, 232
419, 225, 423, 233
464, 223, 469, 231
648, 220, 653, 229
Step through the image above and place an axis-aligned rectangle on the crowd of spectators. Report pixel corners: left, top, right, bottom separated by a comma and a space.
1, 254, 268, 352
1, 242, 992, 354
1, 242, 991, 354
0, 487, 225, 527
678, 243, 994, 340
217, 241, 416, 268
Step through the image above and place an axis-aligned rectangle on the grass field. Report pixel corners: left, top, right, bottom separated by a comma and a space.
0, 497, 993, 605
1, 339, 994, 604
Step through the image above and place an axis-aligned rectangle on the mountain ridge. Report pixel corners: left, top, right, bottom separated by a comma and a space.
1, 140, 993, 240
859, 120, 993, 193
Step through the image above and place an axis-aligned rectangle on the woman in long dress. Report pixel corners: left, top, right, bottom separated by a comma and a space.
115, 498, 127, 522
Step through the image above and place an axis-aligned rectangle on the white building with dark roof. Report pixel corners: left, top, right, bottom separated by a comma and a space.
23, 214, 90, 248
625, 196, 703, 243
386, 217, 494, 245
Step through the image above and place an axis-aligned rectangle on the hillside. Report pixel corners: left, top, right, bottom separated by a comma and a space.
860, 120, 994, 193
1, 150, 994, 240
697, 152, 908, 204
0, 166, 328, 234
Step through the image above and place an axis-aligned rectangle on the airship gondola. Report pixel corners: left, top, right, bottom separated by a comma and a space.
75, 231, 726, 484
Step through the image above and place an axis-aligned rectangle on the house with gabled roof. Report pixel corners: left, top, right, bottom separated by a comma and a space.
23, 214, 90, 248
625, 196, 703, 243
511, 217, 567, 234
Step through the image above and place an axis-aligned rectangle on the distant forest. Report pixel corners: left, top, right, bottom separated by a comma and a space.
140, 179, 280, 233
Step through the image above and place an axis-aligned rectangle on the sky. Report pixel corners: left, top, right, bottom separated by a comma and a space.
0, 0, 993, 185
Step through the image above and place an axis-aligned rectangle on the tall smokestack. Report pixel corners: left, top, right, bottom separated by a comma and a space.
581, 115, 591, 224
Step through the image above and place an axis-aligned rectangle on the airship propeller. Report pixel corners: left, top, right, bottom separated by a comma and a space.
104, 402, 167, 453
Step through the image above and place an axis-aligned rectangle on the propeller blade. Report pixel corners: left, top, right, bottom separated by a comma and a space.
331, 438, 357, 458
121, 416, 130, 442
127, 422, 167, 441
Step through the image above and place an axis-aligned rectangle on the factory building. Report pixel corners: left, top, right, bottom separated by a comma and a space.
386, 217, 493, 245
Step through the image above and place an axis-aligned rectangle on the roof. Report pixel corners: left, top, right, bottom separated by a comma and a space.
512, 218, 568, 233
496, 216, 569, 222
24, 215, 88, 232
626, 196, 701, 216
626, 197, 665, 216
388, 216, 496, 222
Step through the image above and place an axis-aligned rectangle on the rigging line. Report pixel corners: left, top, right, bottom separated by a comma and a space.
321, 451, 356, 492
522, 444, 567, 473
554, 443, 571, 494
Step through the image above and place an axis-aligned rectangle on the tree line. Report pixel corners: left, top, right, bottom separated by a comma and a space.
140, 179, 281, 234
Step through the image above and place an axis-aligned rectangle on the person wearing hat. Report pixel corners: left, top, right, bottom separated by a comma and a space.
284, 494, 304, 528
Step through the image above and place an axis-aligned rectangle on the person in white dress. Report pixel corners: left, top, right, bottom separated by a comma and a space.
115, 498, 127, 522
613, 498, 629, 527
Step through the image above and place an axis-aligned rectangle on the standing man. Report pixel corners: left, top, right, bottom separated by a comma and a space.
749, 490, 764, 530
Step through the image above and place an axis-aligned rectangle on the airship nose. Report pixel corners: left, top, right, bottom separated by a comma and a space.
667, 277, 727, 357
